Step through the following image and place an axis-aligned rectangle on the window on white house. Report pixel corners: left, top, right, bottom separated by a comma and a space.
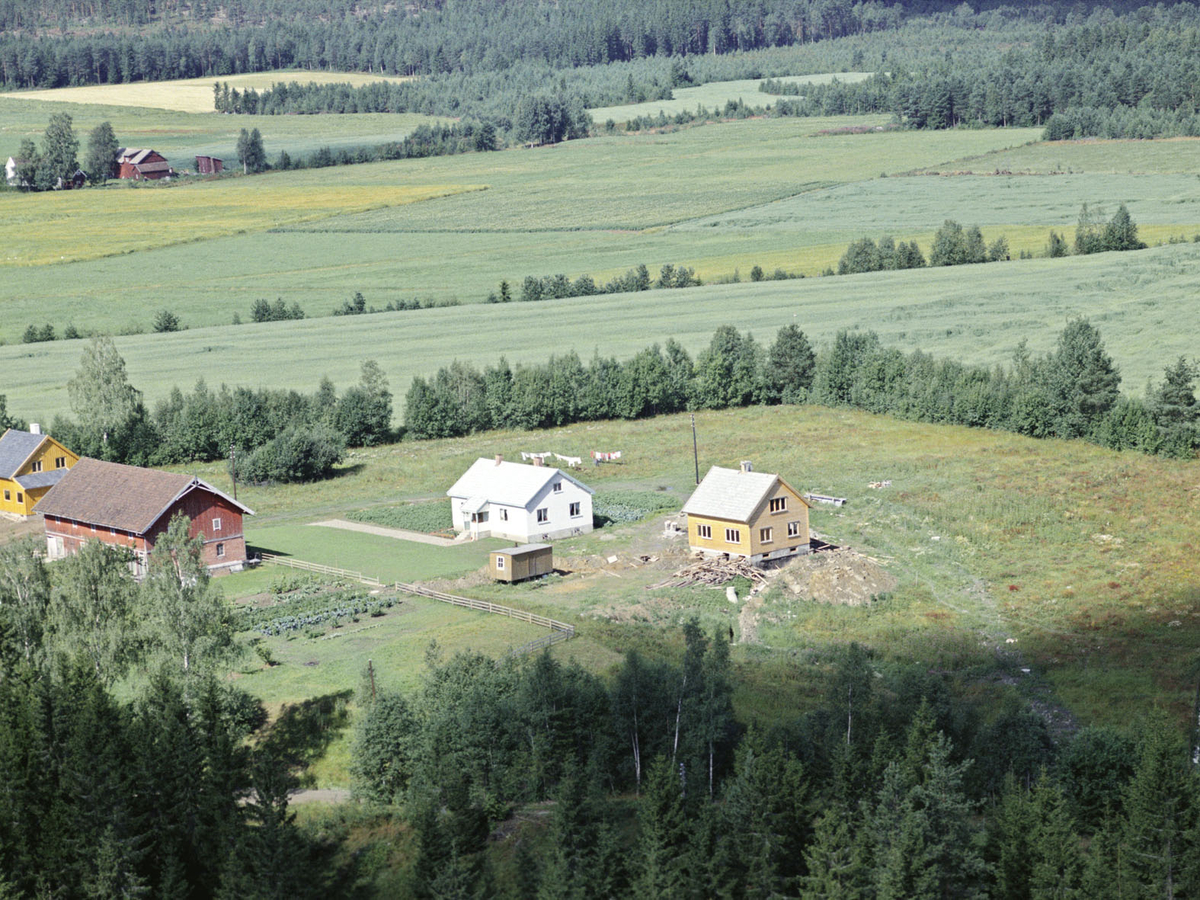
760, 527, 773, 543
787, 521, 802, 538
537, 508, 549, 523
499, 509, 508, 521
212, 517, 222, 532
553, 481, 563, 493
569, 502, 581, 517
697, 524, 712, 539
496, 556, 506, 570
769, 497, 786, 513
725, 528, 740, 543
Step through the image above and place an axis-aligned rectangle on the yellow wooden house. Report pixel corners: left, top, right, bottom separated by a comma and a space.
682, 462, 811, 565
0, 428, 79, 517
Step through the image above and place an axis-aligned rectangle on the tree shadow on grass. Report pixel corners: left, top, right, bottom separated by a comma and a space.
258, 689, 354, 787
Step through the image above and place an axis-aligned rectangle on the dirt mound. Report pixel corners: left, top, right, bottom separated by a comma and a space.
779, 548, 896, 606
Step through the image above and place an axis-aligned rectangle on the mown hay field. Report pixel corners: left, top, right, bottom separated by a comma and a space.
193, 403, 1200, 729
2, 69, 414, 114
0, 177, 482, 265
0, 96, 447, 174
588, 71, 873, 122
4, 240, 1198, 424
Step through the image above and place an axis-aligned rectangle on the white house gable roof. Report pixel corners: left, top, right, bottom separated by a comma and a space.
447, 458, 593, 509
682, 466, 790, 523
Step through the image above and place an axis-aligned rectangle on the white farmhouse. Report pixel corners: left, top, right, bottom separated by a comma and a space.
6, 156, 27, 187
447, 455, 594, 542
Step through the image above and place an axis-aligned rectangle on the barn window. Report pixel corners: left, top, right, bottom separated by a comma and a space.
725, 528, 740, 544
31, 461, 43, 473
769, 497, 786, 513
553, 481, 563, 493
496, 556, 506, 570
760, 527, 773, 543
537, 508, 549, 523
212, 517, 221, 532
569, 502, 581, 517
787, 521, 802, 538
216, 542, 225, 558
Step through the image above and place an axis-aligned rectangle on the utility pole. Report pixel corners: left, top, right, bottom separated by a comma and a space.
229, 442, 238, 501
691, 414, 700, 485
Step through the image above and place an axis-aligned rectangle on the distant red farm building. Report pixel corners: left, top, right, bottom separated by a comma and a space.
37, 458, 254, 576
195, 155, 223, 175
116, 148, 174, 180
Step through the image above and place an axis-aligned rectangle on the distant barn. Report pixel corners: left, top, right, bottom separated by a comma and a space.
195, 155, 223, 175
116, 148, 174, 180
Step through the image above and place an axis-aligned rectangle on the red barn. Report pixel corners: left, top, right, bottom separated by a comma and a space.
116, 148, 174, 180
37, 458, 254, 576
195, 155, 224, 175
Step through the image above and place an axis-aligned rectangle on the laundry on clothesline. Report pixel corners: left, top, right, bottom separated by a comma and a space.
521, 451, 552, 461
553, 453, 583, 468
591, 450, 623, 463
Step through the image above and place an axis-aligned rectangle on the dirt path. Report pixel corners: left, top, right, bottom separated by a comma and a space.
289, 788, 352, 806
308, 519, 459, 547
738, 591, 765, 645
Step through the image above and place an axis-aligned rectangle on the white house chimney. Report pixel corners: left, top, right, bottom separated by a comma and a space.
532, 456, 543, 467
740, 460, 753, 473
495, 454, 503, 466
29, 423, 41, 435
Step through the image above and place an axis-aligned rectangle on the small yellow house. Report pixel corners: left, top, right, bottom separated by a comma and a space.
0, 428, 79, 518
682, 462, 811, 565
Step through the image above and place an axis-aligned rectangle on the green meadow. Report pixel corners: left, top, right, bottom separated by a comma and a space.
4, 239, 1199, 424
0, 96, 446, 174
587, 71, 873, 123
203, 403, 1200, 735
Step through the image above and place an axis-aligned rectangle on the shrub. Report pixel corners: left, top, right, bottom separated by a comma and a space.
237, 424, 345, 484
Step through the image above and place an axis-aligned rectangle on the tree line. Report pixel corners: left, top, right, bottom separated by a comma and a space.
8, 113, 119, 192
0, 528, 322, 898
349, 628, 1200, 897
42, 337, 393, 482
405, 321, 1199, 458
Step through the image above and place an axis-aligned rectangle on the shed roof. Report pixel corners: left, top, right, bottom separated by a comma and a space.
15, 469, 68, 490
682, 465, 805, 522
134, 160, 172, 173
36, 458, 253, 534
493, 543, 551, 557
447, 458, 594, 508
0, 429, 46, 479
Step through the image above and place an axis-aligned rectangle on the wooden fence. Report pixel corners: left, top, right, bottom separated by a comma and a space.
259, 555, 574, 656
259, 553, 382, 586
394, 581, 575, 656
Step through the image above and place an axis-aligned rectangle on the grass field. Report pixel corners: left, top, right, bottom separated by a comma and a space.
3, 239, 1198, 424
924, 136, 1200, 175
0, 96, 447, 175
3, 70, 414, 114
588, 72, 873, 123
198, 402, 1200, 738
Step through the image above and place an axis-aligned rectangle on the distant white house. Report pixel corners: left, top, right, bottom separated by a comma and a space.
447, 455, 594, 542
5, 156, 27, 187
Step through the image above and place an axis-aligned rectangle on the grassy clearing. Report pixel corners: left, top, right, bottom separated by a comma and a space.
2, 70, 414, 114
923, 136, 1200, 175
204, 403, 1200, 733
588, 72, 873, 123
4, 239, 1199, 423
0, 178, 480, 265
347, 501, 452, 533
0, 96, 447, 174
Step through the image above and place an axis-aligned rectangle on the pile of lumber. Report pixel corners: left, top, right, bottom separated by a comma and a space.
648, 557, 768, 590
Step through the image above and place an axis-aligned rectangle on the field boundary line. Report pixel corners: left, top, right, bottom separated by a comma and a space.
393, 581, 575, 656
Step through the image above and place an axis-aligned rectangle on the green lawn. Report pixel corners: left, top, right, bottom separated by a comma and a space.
588, 72, 873, 123
3, 239, 1198, 424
